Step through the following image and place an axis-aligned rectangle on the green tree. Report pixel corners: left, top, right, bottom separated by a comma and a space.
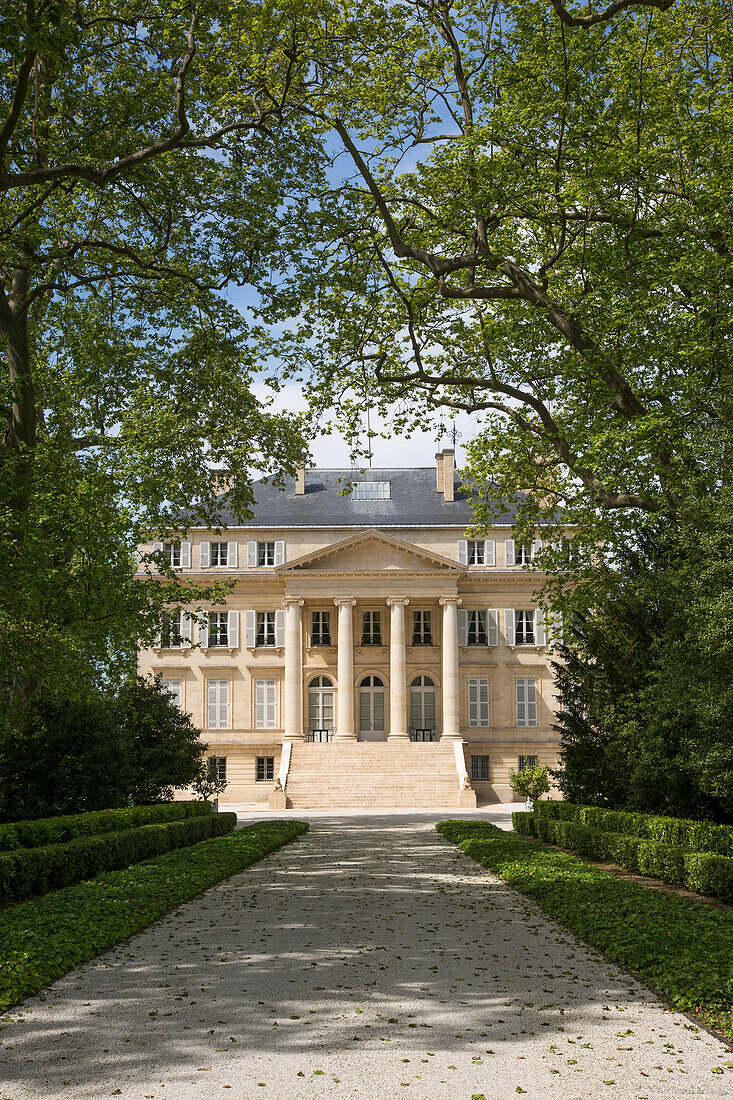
509, 763, 551, 807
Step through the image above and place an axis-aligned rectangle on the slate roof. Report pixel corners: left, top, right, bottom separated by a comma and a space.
207, 468, 520, 528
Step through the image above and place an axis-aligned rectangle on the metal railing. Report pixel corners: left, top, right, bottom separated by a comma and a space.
306, 728, 334, 743
409, 728, 437, 742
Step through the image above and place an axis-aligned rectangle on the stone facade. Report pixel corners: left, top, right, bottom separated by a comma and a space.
137, 452, 562, 808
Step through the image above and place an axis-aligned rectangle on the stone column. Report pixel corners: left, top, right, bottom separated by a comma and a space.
439, 596, 462, 740
282, 597, 305, 741
387, 597, 410, 740
334, 597, 357, 741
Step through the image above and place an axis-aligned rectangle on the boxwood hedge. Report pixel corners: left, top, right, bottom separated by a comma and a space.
437, 820, 733, 1040
534, 800, 733, 856
0, 812, 236, 904
0, 819, 307, 1010
514, 811, 733, 903
0, 800, 210, 852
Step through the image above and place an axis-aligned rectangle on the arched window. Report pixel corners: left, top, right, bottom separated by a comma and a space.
359, 675, 386, 735
410, 675, 436, 739
308, 676, 334, 739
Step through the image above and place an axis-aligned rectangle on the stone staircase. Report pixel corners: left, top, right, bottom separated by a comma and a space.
284, 741, 473, 810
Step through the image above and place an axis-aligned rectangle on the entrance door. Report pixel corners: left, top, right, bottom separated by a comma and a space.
308, 676, 335, 741
410, 675, 437, 741
358, 675, 387, 741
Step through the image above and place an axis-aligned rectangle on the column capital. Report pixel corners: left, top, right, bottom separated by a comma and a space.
439, 595, 463, 607
282, 596, 305, 608
386, 596, 410, 607
333, 596, 357, 607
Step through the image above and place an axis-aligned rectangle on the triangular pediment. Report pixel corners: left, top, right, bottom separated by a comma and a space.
276, 529, 465, 575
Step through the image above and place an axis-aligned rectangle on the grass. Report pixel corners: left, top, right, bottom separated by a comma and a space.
437, 819, 733, 1041
0, 819, 308, 1011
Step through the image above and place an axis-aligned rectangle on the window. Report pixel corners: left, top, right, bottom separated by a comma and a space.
160, 610, 183, 648
311, 610, 331, 646
410, 675, 436, 734
515, 543, 532, 566
467, 678, 490, 728
207, 680, 229, 729
467, 539, 485, 565
470, 755, 491, 782
256, 756, 274, 782
210, 755, 227, 782
164, 541, 181, 568
308, 676, 335, 733
516, 678, 538, 728
467, 610, 488, 646
255, 680, 277, 729
518, 755, 539, 771
361, 610, 382, 646
258, 541, 275, 566
351, 481, 390, 500
162, 679, 182, 709
256, 611, 276, 647
359, 675, 385, 734
210, 542, 228, 567
412, 610, 433, 646
515, 610, 535, 646
208, 611, 229, 647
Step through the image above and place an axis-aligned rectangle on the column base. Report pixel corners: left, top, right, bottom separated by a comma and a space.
441, 731, 463, 741
333, 731, 357, 742
283, 732, 305, 742
388, 731, 409, 741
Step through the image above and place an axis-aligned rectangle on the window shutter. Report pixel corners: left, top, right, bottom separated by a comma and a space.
479, 678, 490, 725
458, 539, 468, 565
228, 610, 239, 649
244, 610, 256, 648
274, 540, 285, 566
487, 609, 499, 647
247, 541, 257, 568
181, 612, 192, 646
527, 679, 538, 725
153, 625, 162, 649
505, 539, 515, 566
200, 541, 210, 568
255, 681, 265, 728
219, 681, 229, 728
504, 609, 515, 646
198, 614, 209, 650
180, 541, 191, 568
207, 681, 219, 728
484, 539, 495, 567
531, 538, 543, 561
458, 608, 468, 647
535, 608, 546, 646
227, 540, 238, 568
468, 679, 478, 726
516, 679, 526, 726
267, 681, 277, 727
275, 609, 286, 647
152, 540, 163, 571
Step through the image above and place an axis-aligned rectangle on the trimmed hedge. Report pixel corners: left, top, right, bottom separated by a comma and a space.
0, 820, 308, 1010
513, 811, 733, 903
437, 820, 733, 1040
0, 812, 236, 904
0, 800, 211, 852
533, 799, 733, 856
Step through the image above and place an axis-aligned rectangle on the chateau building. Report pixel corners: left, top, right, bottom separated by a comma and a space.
137, 450, 562, 809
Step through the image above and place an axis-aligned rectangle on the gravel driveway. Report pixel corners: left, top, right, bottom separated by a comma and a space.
1, 811, 731, 1099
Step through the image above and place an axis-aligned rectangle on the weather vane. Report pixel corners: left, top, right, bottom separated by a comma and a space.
438, 420, 461, 448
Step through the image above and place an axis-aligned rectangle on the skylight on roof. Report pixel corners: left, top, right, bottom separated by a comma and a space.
351, 481, 391, 500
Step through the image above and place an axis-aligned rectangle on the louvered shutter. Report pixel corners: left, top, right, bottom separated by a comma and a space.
487, 609, 499, 646
181, 612, 192, 646
274, 540, 285, 565
200, 541, 210, 568
457, 608, 468, 647
458, 539, 468, 565
228, 540, 238, 567
267, 681, 277, 727
527, 679, 538, 725
153, 624, 162, 648
516, 679, 526, 726
228, 610, 239, 648
255, 681, 266, 728
468, 679, 479, 726
484, 539, 495, 566
504, 609, 515, 646
244, 610, 256, 648
153, 540, 163, 571
219, 681, 229, 727
535, 608, 546, 646
505, 539, 515, 566
275, 609, 285, 647
247, 541, 257, 567
479, 678, 490, 725
180, 541, 191, 568
531, 538, 542, 561
198, 614, 209, 650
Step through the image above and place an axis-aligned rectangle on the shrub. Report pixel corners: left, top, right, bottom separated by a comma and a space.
0, 812, 235, 904
508, 763, 550, 805
533, 800, 733, 855
0, 800, 210, 852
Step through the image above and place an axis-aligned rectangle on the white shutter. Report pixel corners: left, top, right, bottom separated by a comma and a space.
153, 624, 162, 649
153, 540, 163, 571
228, 610, 239, 648
247, 541, 257, 567
504, 609, 515, 646
479, 678, 490, 726
468, 679, 479, 726
255, 681, 266, 728
274, 540, 285, 565
198, 614, 209, 650
487, 609, 499, 647
505, 539, 515, 566
484, 539, 495, 566
527, 679, 538, 725
458, 608, 468, 647
535, 608, 546, 646
267, 681, 277, 727
244, 610, 256, 648
180, 541, 191, 568
516, 679, 526, 726
181, 612, 192, 646
207, 681, 218, 728
458, 539, 468, 565
200, 541, 210, 568
275, 609, 286, 647
228, 540, 238, 568
532, 538, 543, 561
208, 680, 227, 728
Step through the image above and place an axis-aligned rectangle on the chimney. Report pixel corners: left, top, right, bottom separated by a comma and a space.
295, 459, 306, 496
435, 452, 445, 494
442, 449, 455, 502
